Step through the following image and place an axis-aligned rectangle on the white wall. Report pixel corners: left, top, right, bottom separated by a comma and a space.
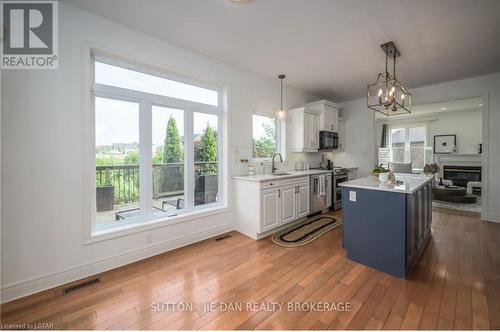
429, 110, 482, 154
0, 3, 317, 302
374, 108, 483, 155
335, 73, 500, 222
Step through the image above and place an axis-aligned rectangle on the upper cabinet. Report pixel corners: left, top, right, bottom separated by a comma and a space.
306, 100, 339, 132
289, 107, 321, 152
289, 99, 340, 153
338, 118, 346, 151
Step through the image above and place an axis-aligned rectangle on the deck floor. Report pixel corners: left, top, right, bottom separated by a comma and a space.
1, 208, 499, 330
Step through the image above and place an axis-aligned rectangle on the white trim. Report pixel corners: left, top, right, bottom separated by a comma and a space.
0, 222, 233, 304
85, 47, 229, 241
251, 111, 282, 162
374, 91, 492, 222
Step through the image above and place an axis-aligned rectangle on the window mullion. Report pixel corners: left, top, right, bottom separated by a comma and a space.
184, 109, 195, 211
141, 100, 153, 217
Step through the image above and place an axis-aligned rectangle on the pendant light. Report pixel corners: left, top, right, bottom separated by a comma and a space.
367, 41, 412, 116
277, 74, 287, 119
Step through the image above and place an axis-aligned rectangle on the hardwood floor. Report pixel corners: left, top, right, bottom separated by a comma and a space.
1, 208, 499, 330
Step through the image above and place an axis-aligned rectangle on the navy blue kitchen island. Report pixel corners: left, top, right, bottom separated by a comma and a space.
340, 174, 433, 278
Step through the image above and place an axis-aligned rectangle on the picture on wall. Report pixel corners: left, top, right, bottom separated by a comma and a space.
434, 134, 456, 154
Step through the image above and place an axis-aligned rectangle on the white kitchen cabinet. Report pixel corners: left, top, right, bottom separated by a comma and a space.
296, 182, 310, 219
280, 185, 297, 224
260, 188, 280, 232
305, 100, 339, 132
290, 107, 321, 152
234, 176, 311, 239
337, 118, 346, 151
320, 105, 339, 132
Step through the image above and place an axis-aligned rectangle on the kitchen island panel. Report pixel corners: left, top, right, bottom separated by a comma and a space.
342, 187, 407, 278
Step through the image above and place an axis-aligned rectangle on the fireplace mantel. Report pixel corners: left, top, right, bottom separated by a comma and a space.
434, 154, 482, 167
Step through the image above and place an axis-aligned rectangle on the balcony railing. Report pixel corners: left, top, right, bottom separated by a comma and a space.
96, 162, 217, 205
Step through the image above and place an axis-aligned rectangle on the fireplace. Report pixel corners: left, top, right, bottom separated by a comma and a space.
443, 165, 481, 192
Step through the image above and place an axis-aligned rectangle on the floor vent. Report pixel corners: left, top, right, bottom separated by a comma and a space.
215, 234, 232, 241
63, 278, 100, 294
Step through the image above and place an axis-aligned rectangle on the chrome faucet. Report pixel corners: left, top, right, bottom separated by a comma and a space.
271, 152, 283, 173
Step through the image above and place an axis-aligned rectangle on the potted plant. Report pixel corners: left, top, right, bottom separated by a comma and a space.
370, 164, 391, 183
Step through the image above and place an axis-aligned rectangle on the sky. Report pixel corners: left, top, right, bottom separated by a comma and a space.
94, 61, 218, 149
252, 114, 276, 141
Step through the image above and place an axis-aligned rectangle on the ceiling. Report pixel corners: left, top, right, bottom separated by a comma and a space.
64, 0, 500, 101
375, 96, 483, 120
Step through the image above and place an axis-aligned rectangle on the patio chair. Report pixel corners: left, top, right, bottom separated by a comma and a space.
162, 174, 218, 210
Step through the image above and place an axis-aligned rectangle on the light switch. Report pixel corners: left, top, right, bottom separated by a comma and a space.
349, 191, 357, 202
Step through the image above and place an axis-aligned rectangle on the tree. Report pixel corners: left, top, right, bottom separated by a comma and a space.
163, 116, 183, 163
253, 122, 276, 158
200, 125, 217, 162
123, 150, 139, 164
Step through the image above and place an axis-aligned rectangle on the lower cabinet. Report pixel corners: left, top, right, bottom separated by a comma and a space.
234, 176, 311, 239
260, 188, 281, 232
280, 185, 297, 224
296, 182, 310, 219
406, 182, 433, 272
260, 181, 310, 233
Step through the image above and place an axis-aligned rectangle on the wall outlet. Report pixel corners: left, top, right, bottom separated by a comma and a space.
349, 191, 357, 202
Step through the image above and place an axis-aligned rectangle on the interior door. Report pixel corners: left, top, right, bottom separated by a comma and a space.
296, 183, 310, 219
260, 188, 280, 232
280, 185, 296, 224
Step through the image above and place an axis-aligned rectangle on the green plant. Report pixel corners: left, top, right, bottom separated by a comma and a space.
371, 163, 389, 173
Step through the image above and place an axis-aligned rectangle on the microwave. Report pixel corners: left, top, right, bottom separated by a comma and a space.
319, 131, 338, 150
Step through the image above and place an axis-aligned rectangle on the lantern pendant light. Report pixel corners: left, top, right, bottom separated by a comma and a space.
367, 41, 412, 116
277, 74, 287, 119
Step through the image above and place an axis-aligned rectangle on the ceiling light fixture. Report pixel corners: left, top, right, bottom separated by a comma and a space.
441, 107, 448, 110
277, 74, 287, 119
367, 41, 412, 116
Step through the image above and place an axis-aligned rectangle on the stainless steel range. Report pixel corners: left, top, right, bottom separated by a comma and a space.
331, 167, 349, 210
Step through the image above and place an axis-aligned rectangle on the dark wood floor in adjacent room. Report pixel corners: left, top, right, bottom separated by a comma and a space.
1, 208, 499, 330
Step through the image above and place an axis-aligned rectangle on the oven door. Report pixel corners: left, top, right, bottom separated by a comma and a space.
333, 175, 348, 209
319, 131, 339, 150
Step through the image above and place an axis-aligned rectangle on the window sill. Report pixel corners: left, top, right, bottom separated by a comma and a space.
84, 204, 230, 245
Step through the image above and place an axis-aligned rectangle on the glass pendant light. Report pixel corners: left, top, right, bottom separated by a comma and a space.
277, 74, 287, 119
367, 41, 411, 116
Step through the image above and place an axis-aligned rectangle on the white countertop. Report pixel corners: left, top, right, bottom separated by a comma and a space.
232, 169, 334, 182
339, 174, 433, 194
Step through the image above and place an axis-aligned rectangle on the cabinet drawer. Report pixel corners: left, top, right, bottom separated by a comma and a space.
259, 180, 279, 189
280, 176, 309, 186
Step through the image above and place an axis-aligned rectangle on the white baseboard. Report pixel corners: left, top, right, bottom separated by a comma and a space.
483, 213, 500, 223
0, 223, 233, 304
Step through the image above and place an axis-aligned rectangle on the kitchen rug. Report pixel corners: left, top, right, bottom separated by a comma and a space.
272, 215, 342, 247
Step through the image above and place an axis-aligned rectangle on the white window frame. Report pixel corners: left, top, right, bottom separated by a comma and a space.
88, 51, 227, 239
251, 111, 283, 162
388, 122, 428, 171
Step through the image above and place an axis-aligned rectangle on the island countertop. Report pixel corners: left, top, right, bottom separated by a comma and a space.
339, 173, 433, 194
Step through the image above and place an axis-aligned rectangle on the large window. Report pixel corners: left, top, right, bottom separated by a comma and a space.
388, 125, 429, 171
252, 114, 278, 160
92, 55, 224, 233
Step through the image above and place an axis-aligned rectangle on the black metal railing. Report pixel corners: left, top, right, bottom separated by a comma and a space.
96, 162, 217, 204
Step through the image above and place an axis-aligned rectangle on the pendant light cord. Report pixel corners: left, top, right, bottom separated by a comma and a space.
280, 77, 283, 110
